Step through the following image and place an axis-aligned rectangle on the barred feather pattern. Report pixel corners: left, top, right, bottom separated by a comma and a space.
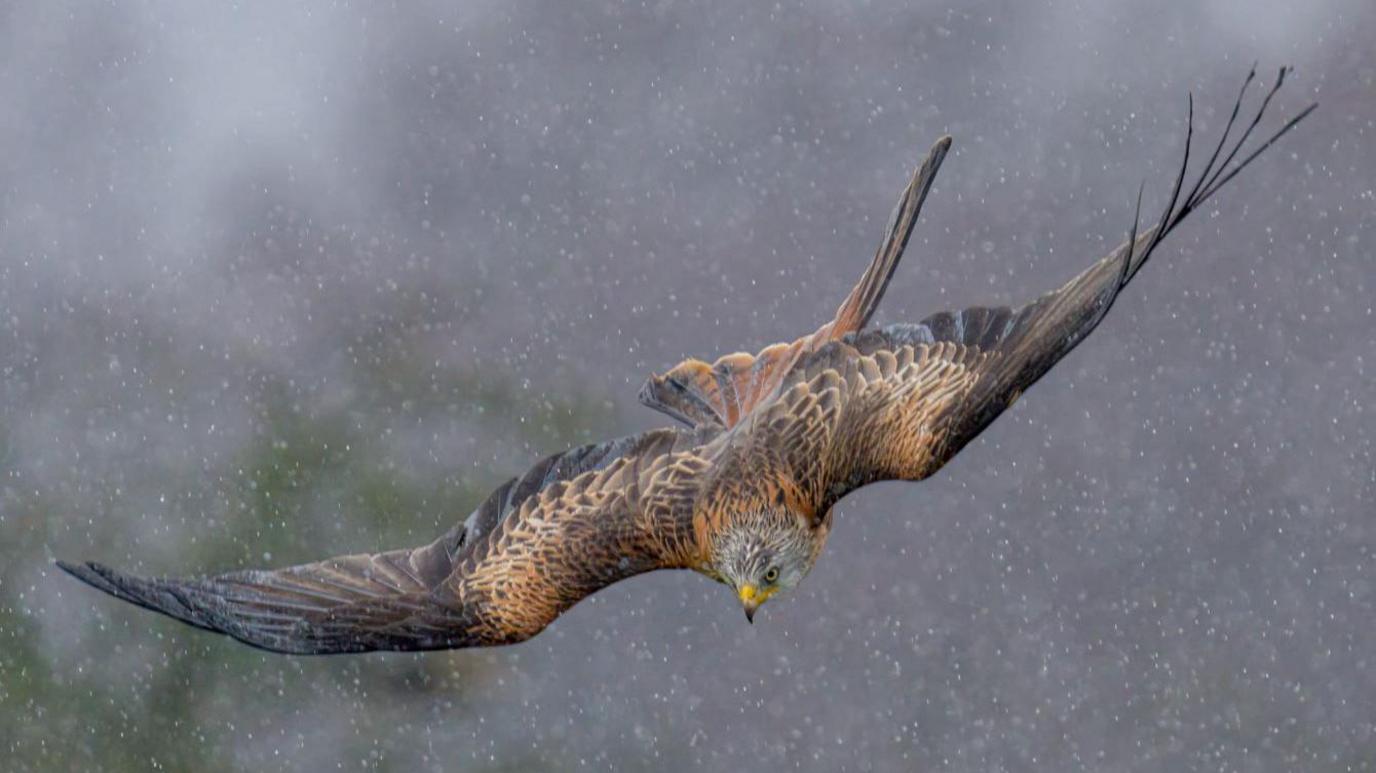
59, 69, 1313, 654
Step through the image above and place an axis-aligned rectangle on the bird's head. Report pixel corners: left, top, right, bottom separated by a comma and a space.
709, 508, 829, 623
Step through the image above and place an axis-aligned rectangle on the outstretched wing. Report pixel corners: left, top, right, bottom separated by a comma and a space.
59, 426, 717, 654
58, 540, 471, 654
639, 136, 952, 429
725, 67, 1315, 515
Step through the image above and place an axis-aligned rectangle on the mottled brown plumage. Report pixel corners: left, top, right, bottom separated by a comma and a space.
60, 69, 1314, 654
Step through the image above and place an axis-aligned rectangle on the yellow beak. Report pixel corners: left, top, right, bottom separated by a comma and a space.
738, 584, 760, 623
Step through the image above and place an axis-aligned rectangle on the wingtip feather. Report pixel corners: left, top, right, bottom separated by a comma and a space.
57, 559, 120, 596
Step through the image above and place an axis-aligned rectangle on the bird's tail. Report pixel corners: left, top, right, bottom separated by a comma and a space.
822, 135, 952, 339
638, 135, 952, 429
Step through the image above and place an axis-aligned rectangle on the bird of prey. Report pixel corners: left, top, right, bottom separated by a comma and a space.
60, 69, 1314, 655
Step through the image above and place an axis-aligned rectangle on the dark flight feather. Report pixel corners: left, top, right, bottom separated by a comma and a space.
60, 70, 1313, 655
745, 67, 1315, 510
59, 426, 714, 654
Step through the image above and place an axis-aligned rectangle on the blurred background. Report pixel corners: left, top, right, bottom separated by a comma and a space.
1, 1, 1372, 770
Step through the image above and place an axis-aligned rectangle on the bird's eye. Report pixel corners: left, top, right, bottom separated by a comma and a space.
763, 566, 780, 584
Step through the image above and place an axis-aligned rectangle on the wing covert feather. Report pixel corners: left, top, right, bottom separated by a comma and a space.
58, 69, 1312, 655
724, 71, 1312, 513
60, 426, 718, 653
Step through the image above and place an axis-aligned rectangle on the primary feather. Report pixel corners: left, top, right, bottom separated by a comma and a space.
61, 69, 1313, 654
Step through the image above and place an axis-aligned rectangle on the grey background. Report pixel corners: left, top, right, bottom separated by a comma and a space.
2, 1, 1372, 771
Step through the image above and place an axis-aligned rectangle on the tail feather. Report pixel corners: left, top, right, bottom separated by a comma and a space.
639, 135, 952, 429
824, 135, 952, 338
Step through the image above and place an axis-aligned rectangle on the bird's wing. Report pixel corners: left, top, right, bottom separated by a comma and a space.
639, 136, 952, 429
58, 542, 472, 654
719, 68, 1314, 516
59, 426, 718, 654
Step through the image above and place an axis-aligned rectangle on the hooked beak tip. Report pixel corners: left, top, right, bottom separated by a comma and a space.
738, 584, 759, 623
